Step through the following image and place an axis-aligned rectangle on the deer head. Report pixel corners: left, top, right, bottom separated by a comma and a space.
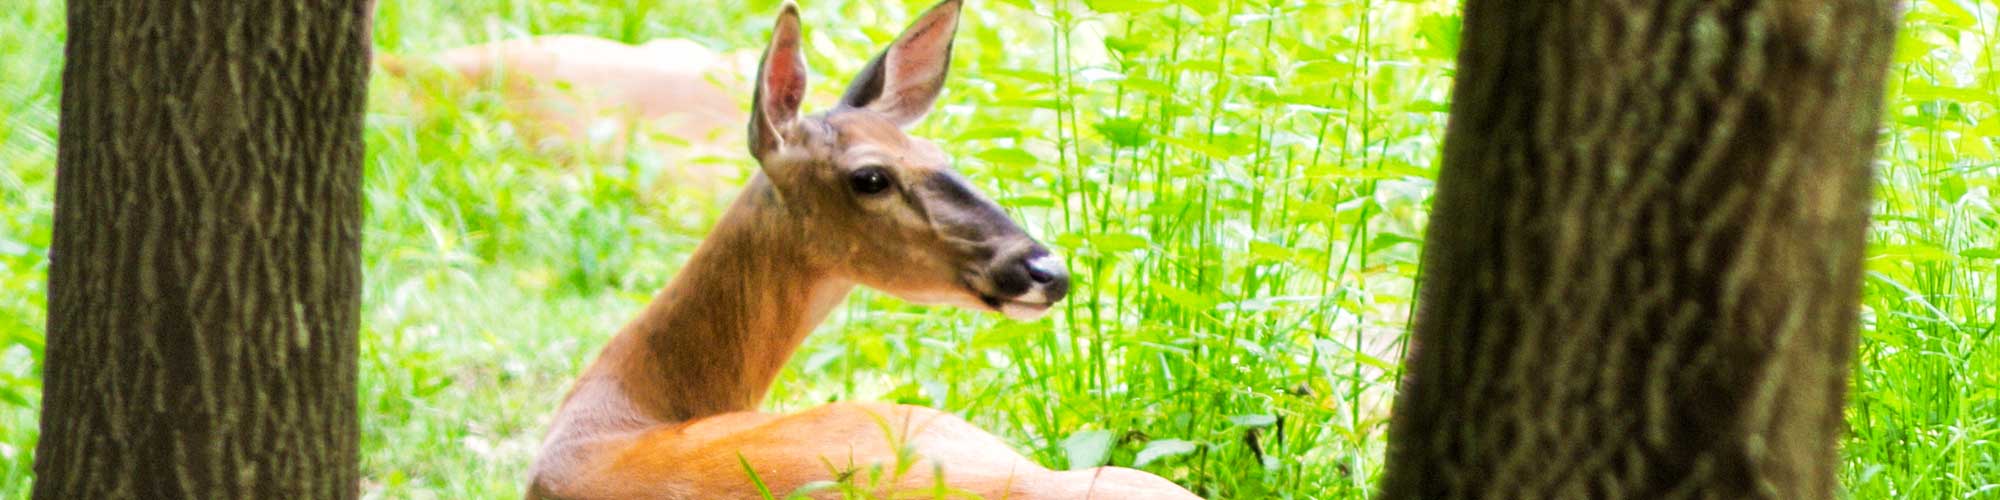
745, 0, 1068, 320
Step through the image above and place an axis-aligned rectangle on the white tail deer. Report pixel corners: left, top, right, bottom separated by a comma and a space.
525, 2, 1201, 499
424, 35, 751, 152
380, 34, 757, 195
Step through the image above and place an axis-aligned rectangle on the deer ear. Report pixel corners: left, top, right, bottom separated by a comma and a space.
749, 2, 808, 162
838, 0, 961, 128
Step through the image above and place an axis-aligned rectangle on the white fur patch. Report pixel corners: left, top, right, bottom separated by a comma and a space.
1000, 301, 1051, 321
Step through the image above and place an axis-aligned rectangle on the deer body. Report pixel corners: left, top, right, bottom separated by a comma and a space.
381, 35, 755, 200
424, 35, 752, 149
527, 2, 1199, 499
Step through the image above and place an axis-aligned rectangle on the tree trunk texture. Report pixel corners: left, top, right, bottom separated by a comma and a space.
34, 1, 372, 498
1381, 1, 1895, 498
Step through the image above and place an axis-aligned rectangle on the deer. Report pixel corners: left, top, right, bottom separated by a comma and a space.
524, 2, 1202, 499
414, 35, 752, 156
378, 34, 758, 201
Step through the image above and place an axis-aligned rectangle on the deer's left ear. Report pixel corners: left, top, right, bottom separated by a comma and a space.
838, 0, 962, 128
750, 2, 809, 162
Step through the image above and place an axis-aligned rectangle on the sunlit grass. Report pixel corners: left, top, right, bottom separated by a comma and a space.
1, 0, 1996, 498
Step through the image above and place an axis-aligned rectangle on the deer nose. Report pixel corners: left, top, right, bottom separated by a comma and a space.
1018, 250, 1069, 303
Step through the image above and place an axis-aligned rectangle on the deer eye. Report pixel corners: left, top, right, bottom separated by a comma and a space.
848, 166, 894, 195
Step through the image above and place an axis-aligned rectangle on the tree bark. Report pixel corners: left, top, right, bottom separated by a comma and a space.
1381, 1, 1895, 498
33, 1, 372, 498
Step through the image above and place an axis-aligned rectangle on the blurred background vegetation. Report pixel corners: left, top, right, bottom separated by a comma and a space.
2, 0, 1996, 497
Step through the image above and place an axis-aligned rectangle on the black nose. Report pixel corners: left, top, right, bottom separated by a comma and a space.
1025, 259, 1059, 283
1015, 250, 1069, 303
990, 247, 1070, 303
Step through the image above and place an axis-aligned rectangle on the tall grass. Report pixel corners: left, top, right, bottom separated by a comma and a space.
0, 0, 1995, 498
1845, 4, 2000, 496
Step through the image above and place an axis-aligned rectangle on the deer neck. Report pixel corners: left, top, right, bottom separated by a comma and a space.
576, 176, 853, 426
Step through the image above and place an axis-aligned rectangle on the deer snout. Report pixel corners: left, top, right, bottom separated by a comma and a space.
1018, 249, 1070, 303
982, 246, 1068, 320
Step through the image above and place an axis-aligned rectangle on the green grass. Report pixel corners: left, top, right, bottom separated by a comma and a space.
2, 0, 1997, 498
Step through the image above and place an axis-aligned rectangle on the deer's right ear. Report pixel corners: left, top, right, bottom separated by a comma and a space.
749, 2, 807, 162
838, 0, 961, 128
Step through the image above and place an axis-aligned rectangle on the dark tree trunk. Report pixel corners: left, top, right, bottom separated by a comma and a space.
1381, 1, 1895, 498
33, 1, 371, 498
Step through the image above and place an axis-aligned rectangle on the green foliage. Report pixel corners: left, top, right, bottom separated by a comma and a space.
1848, 2, 2000, 498
0, 0, 1996, 498
0, 0, 60, 492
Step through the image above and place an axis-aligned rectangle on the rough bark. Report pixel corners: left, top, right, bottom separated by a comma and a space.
1380, 1, 1895, 498
33, 1, 372, 498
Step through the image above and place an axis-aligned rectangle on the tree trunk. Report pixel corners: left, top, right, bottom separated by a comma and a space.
33, 1, 371, 498
1381, 1, 1895, 498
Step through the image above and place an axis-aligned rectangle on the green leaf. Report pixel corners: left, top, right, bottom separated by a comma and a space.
1176, 0, 1220, 15
1293, 201, 1339, 222
954, 127, 1024, 141
1229, 414, 1277, 428
1416, 14, 1461, 60
1134, 439, 1198, 467
1869, 242, 1954, 262
1152, 282, 1216, 310
997, 195, 1056, 208
413, 375, 452, 398
1152, 132, 1243, 160
738, 453, 779, 500
1089, 233, 1151, 253
1368, 233, 1422, 254
992, 0, 1037, 10
1120, 77, 1177, 99
1103, 35, 1148, 56
1293, 59, 1351, 85
1931, 0, 1980, 26
1093, 118, 1151, 148
1063, 430, 1115, 470
1084, 0, 1165, 13
1902, 83, 1997, 105
1404, 100, 1452, 113
977, 148, 1040, 167
0, 385, 32, 409
1249, 240, 1297, 263
1961, 248, 2000, 260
